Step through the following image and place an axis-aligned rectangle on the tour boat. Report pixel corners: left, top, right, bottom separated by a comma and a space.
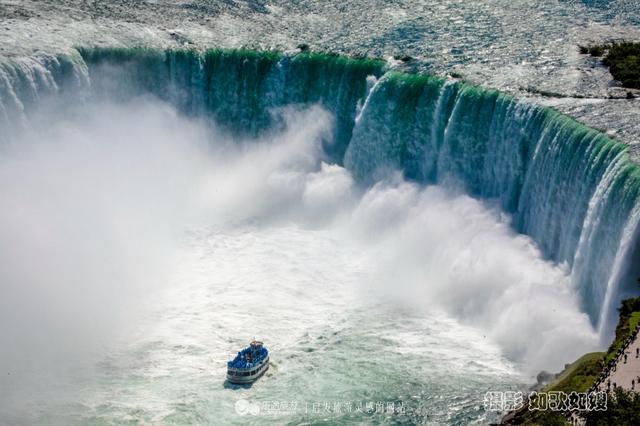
226, 340, 269, 384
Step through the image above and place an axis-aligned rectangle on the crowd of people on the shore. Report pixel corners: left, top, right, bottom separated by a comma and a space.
589, 322, 640, 394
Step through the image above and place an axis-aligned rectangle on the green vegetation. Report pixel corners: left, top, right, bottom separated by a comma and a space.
578, 42, 640, 89
603, 42, 640, 89
579, 44, 607, 57
505, 353, 605, 425
505, 402, 569, 425
583, 388, 640, 425
619, 297, 640, 318
503, 297, 640, 425
393, 54, 414, 62
544, 352, 606, 394
604, 297, 640, 363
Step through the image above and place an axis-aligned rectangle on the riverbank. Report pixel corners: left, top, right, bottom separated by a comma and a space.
502, 297, 640, 425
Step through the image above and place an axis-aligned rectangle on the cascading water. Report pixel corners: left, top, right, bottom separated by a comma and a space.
344, 71, 640, 333
2, 47, 637, 332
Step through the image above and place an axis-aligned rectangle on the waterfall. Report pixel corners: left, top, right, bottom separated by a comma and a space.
1, 47, 639, 333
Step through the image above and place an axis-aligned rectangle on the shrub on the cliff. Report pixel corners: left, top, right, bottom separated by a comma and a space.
578, 41, 640, 89
604, 42, 640, 65
584, 388, 640, 425
605, 298, 640, 363
603, 42, 640, 89
619, 296, 640, 317
579, 44, 608, 57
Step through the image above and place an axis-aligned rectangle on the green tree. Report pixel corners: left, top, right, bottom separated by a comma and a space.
584, 388, 640, 425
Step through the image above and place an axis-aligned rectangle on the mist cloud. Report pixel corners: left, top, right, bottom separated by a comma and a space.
0, 93, 598, 415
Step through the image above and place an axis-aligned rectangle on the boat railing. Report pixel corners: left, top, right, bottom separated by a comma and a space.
227, 353, 268, 369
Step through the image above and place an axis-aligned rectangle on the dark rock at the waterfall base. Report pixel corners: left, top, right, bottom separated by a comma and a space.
533, 370, 557, 390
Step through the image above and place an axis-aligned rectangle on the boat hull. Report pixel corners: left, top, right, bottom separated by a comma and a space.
226, 356, 269, 384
